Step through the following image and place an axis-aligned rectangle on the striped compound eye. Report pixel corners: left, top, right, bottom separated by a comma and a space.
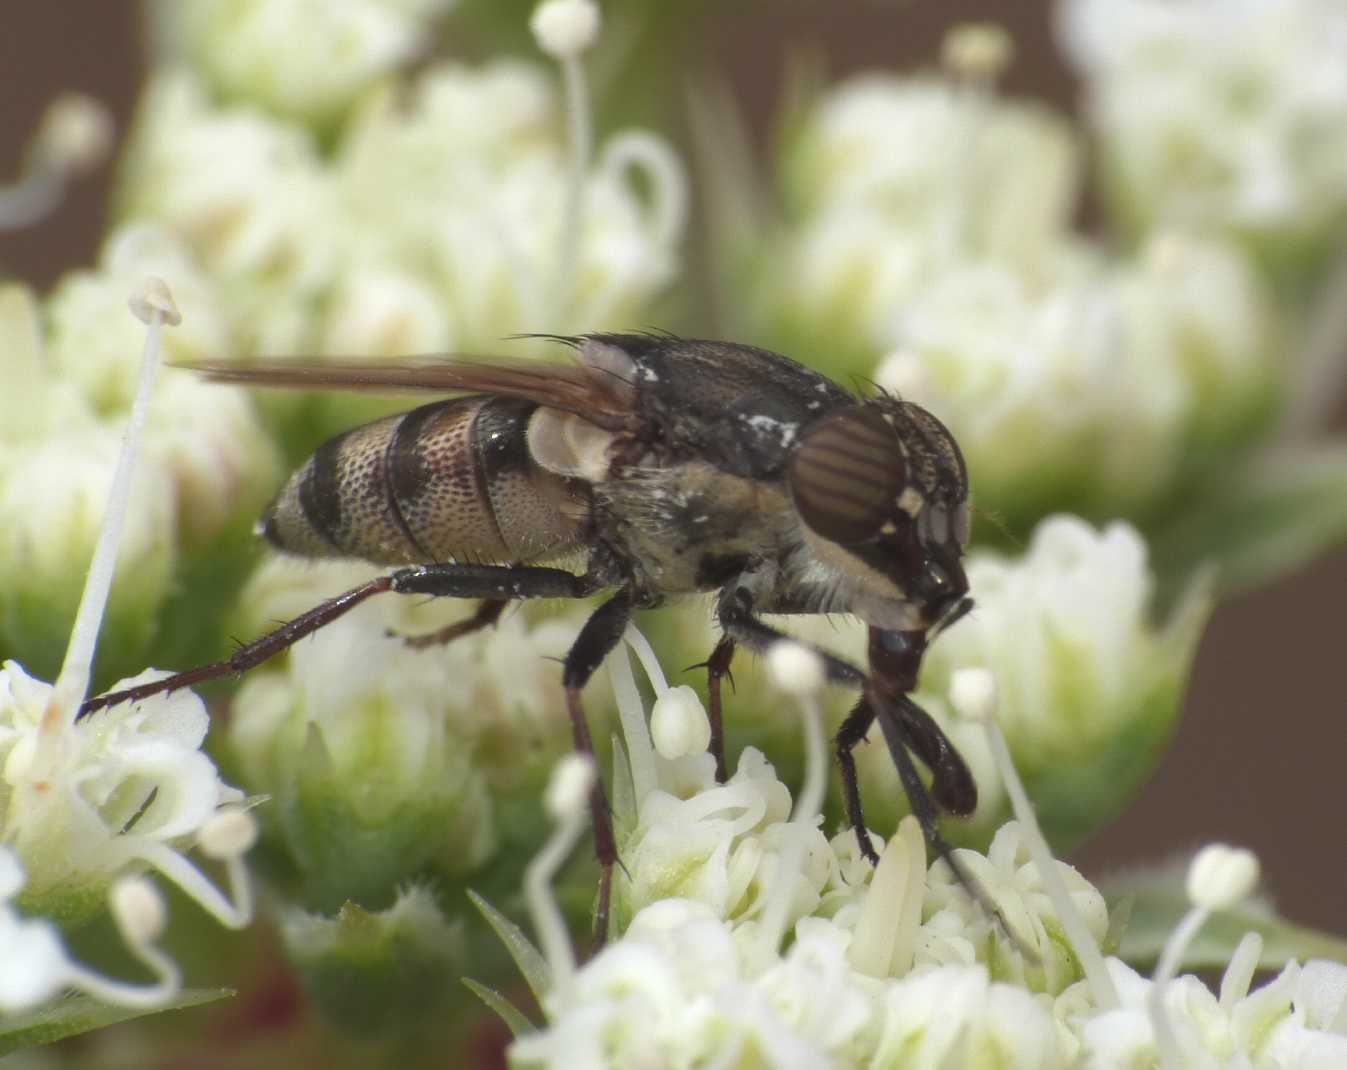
788, 406, 905, 544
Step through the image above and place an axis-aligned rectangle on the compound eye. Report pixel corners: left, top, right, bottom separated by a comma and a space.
789, 406, 905, 544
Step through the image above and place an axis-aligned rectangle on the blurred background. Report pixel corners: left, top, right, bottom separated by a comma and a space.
1, 0, 1342, 1021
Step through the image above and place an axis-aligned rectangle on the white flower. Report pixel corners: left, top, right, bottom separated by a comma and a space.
616, 745, 832, 929
0, 662, 243, 915
501, 631, 1341, 1069
873, 232, 1273, 520
149, 0, 457, 124
1059, 0, 1347, 251
0, 847, 77, 1013
335, 61, 684, 345
117, 74, 337, 353
874, 964, 1065, 1068
1067, 953, 1347, 1069
921, 823, 1109, 994
784, 75, 1081, 270
119, 57, 685, 385
925, 517, 1174, 758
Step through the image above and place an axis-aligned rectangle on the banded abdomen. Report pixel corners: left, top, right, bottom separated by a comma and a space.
262, 396, 590, 565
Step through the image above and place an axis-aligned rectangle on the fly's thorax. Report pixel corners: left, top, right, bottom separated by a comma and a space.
260, 396, 590, 566
594, 460, 796, 595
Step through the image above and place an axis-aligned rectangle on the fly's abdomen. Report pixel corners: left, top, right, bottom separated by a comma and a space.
261, 396, 590, 565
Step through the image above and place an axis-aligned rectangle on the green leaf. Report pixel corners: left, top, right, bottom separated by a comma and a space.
467, 890, 552, 1003
1103, 861, 1347, 971
0, 988, 231, 1056
461, 978, 536, 1038
1149, 441, 1347, 601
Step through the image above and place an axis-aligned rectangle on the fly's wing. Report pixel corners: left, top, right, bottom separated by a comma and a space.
181, 357, 638, 431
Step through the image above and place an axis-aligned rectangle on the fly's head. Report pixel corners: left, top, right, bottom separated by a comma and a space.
787, 395, 972, 681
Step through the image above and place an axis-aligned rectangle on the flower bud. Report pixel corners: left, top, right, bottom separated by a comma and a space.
281, 886, 467, 1035
149, 0, 456, 126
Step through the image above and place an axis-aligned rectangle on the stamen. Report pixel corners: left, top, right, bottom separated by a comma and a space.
766, 642, 826, 822
1149, 844, 1261, 1069
624, 624, 669, 696
526, 753, 597, 993
530, 0, 600, 325
0, 93, 112, 230
61, 876, 181, 1009
939, 22, 1013, 255
941, 23, 1014, 87
600, 131, 689, 254
754, 642, 828, 957
121, 833, 254, 931
650, 686, 710, 761
950, 666, 1118, 1008
49, 278, 178, 724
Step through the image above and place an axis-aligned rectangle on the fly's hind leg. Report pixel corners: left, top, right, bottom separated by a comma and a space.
396, 597, 508, 649
80, 564, 597, 718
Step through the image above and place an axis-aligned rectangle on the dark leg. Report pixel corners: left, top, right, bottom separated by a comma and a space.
716, 587, 866, 689
80, 576, 393, 718
561, 590, 636, 951
836, 697, 879, 864
897, 699, 977, 817
871, 692, 1032, 957
704, 636, 735, 783
397, 598, 507, 650
717, 587, 1007, 938
80, 564, 601, 718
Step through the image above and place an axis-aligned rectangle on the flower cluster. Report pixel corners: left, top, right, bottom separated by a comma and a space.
497, 637, 1347, 1068
150, 0, 458, 126
752, 49, 1279, 534
1060, 0, 1347, 270
117, 16, 685, 445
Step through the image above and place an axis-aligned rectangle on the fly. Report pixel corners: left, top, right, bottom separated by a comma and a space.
80, 333, 987, 945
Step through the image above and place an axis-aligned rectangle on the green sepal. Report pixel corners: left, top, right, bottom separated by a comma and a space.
1103, 861, 1347, 971
467, 890, 552, 1003
462, 978, 536, 1038
0, 988, 231, 1057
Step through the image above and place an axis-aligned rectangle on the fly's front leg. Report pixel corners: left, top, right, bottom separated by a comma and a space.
561, 590, 636, 951
715, 584, 866, 689
836, 698, 879, 864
